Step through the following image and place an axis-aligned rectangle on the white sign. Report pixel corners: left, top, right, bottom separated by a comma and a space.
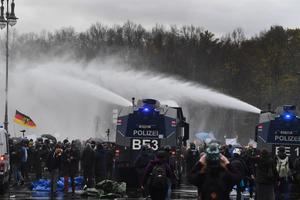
225, 138, 238, 145
248, 139, 257, 148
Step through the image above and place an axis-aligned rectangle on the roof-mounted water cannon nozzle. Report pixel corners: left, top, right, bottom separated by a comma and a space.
260, 103, 275, 114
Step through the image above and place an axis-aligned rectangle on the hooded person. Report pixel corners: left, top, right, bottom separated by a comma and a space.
255, 149, 278, 200
230, 148, 250, 200
81, 142, 95, 189
186, 143, 200, 173
47, 143, 63, 194
94, 143, 107, 183
188, 142, 240, 200
142, 150, 175, 200
134, 145, 154, 187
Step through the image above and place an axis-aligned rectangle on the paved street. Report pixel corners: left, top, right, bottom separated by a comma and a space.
0, 182, 198, 200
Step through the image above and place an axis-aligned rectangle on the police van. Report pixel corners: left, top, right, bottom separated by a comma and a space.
114, 99, 189, 187
0, 127, 10, 192
256, 105, 300, 159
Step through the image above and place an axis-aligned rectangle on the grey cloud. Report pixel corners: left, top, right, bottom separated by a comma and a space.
16, 0, 300, 36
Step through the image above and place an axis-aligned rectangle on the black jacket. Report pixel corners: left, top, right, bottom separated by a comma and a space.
47, 148, 63, 172
189, 161, 240, 200
94, 149, 107, 177
81, 145, 95, 176
255, 155, 278, 184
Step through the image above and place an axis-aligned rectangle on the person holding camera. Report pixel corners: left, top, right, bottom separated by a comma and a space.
188, 143, 240, 200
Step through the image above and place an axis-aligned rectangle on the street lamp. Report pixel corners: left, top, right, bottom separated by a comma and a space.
0, 0, 18, 132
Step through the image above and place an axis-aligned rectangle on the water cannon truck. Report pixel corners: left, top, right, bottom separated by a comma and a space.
256, 105, 300, 159
114, 98, 189, 187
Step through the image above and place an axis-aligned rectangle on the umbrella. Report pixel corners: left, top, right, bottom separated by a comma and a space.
86, 137, 104, 144
41, 134, 57, 143
10, 137, 23, 144
195, 132, 216, 143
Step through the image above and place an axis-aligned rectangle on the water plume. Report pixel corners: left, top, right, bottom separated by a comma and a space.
0, 59, 260, 140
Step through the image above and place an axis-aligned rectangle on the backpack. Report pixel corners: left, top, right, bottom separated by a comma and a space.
276, 156, 290, 178
150, 163, 168, 188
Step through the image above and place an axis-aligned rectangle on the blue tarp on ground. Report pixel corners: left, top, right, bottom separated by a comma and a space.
31, 176, 84, 191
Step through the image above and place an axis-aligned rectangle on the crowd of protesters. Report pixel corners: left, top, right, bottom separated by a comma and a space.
134, 142, 300, 200
8, 136, 300, 200
185, 142, 300, 200
8, 137, 115, 194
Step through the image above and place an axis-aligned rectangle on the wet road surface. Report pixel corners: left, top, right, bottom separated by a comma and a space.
0, 183, 198, 200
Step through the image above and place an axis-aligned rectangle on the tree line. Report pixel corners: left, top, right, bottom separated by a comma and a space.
4, 22, 300, 110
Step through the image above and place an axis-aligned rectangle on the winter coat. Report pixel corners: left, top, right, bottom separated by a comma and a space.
230, 156, 250, 181
189, 161, 240, 200
47, 148, 63, 172
185, 148, 200, 171
31, 145, 42, 168
81, 146, 95, 176
94, 149, 107, 178
255, 155, 278, 184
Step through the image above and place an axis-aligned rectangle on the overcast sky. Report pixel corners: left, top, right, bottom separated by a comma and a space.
15, 0, 300, 37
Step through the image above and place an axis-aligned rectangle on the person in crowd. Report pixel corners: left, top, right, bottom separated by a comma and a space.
90, 141, 96, 150
10, 142, 24, 186
63, 139, 69, 149
255, 149, 278, 200
134, 145, 154, 189
94, 143, 107, 183
185, 143, 200, 173
188, 142, 240, 200
47, 143, 63, 194
105, 143, 114, 179
230, 148, 250, 200
20, 140, 28, 181
32, 141, 43, 180
293, 155, 300, 199
164, 145, 177, 199
142, 150, 175, 200
27, 139, 34, 173
243, 144, 257, 199
62, 141, 80, 193
81, 142, 95, 189
41, 139, 52, 173
275, 146, 292, 200
62, 142, 72, 193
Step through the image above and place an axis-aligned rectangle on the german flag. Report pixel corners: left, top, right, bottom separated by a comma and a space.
14, 110, 36, 128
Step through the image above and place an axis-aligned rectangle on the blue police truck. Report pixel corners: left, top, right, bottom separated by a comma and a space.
114, 99, 189, 187
256, 105, 300, 159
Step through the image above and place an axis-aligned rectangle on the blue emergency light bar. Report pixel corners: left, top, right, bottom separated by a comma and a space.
281, 112, 295, 121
